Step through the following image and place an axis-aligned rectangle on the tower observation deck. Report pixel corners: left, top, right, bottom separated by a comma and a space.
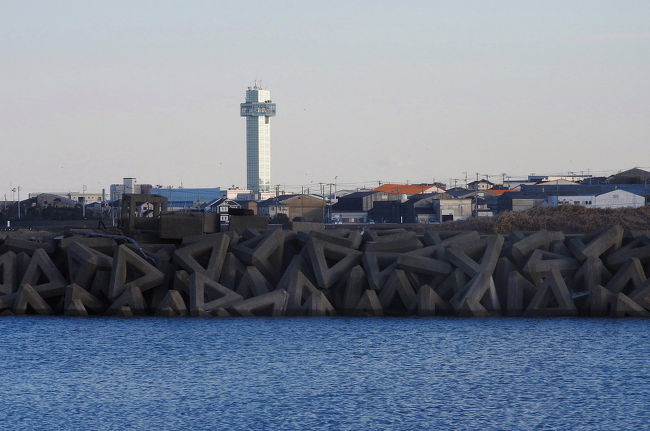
241, 85, 276, 193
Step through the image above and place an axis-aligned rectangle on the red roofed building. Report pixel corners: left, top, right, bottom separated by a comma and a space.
372, 183, 445, 196
485, 189, 520, 196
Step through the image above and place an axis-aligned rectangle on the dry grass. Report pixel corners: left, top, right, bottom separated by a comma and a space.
435, 206, 650, 234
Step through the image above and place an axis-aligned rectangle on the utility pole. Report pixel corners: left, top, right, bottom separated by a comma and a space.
474, 173, 479, 217
17, 186, 21, 219
334, 176, 338, 201
328, 183, 333, 222
319, 183, 325, 223
82, 184, 87, 218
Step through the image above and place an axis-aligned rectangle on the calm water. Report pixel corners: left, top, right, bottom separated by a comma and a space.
0, 317, 648, 431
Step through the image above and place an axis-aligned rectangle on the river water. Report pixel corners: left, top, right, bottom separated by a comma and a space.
0, 316, 647, 430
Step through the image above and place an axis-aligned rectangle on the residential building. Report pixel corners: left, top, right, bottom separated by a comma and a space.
333, 191, 399, 212
435, 198, 473, 222
402, 193, 472, 223
236, 200, 258, 215
467, 179, 495, 191
257, 194, 325, 222
372, 183, 446, 196
445, 187, 477, 199
331, 191, 399, 223
202, 197, 242, 223
241, 84, 276, 193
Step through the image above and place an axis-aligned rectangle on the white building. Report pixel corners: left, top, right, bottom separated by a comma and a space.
241, 85, 276, 194
225, 187, 254, 200
548, 189, 645, 209
110, 177, 142, 201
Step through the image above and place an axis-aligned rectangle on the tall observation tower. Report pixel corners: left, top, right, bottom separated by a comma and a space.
240, 84, 276, 194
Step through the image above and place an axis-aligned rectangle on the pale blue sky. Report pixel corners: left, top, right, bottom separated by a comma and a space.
1, 1, 649, 194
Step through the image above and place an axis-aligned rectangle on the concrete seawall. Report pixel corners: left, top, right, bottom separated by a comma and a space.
0, 226, 649, 318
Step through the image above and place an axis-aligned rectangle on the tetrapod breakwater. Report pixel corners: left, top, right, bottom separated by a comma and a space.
0, 226, 649, 318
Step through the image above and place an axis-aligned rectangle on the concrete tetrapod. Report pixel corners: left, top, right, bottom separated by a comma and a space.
606, 236, 650, 267
523, 249, 579, 286
416, 284, 451, 316
446, 235, 504, 277
452, 272, 501, 317
354, 290, 383, 317
524, 270, 577, 317
13, 284, 53, 315
378, 269, 417, 315
219, 252, 247, 290
605, 258, 647, 295
232, 229, 285, 282
362, 231, 423, 253
108, 245, 165, 300
572, 257, 611, 293
568, 225, 623, 262
309, 230, 363, 250
173, 234, 230, 281
188, 272, 243, 316
229, 289, 289, 317
509, 230, 565, 265
0, 251, 17, 295
66, 241, 112, 289
64, 284, 106, 316
340, 265, 367, 315
20, 248, 67, 299
285, 270, 321, 316
0, 226, 649, 319
4, 237, 57, 255
610, 292, 650, 318
505, 271, 537, 316
59, 236, 117, 256
306, 238, 362, 289
362, 252, 399, 291
628, 280, 650, 310
106, 286, 147, 316
423, 230, 480, 248
156, 290, 188, 317
301, 291, 336, 316
436, 268, 468, 301
236, 266, 272, 299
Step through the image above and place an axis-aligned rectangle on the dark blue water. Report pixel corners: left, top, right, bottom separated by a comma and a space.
0, 317, 648, 431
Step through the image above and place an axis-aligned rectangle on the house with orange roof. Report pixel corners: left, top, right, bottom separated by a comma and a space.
372, 183, 445, 196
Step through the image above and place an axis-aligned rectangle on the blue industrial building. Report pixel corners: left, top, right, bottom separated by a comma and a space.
148, 188, 223, 210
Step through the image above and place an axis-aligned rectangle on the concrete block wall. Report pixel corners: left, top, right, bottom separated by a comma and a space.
0, 226, 649, 318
